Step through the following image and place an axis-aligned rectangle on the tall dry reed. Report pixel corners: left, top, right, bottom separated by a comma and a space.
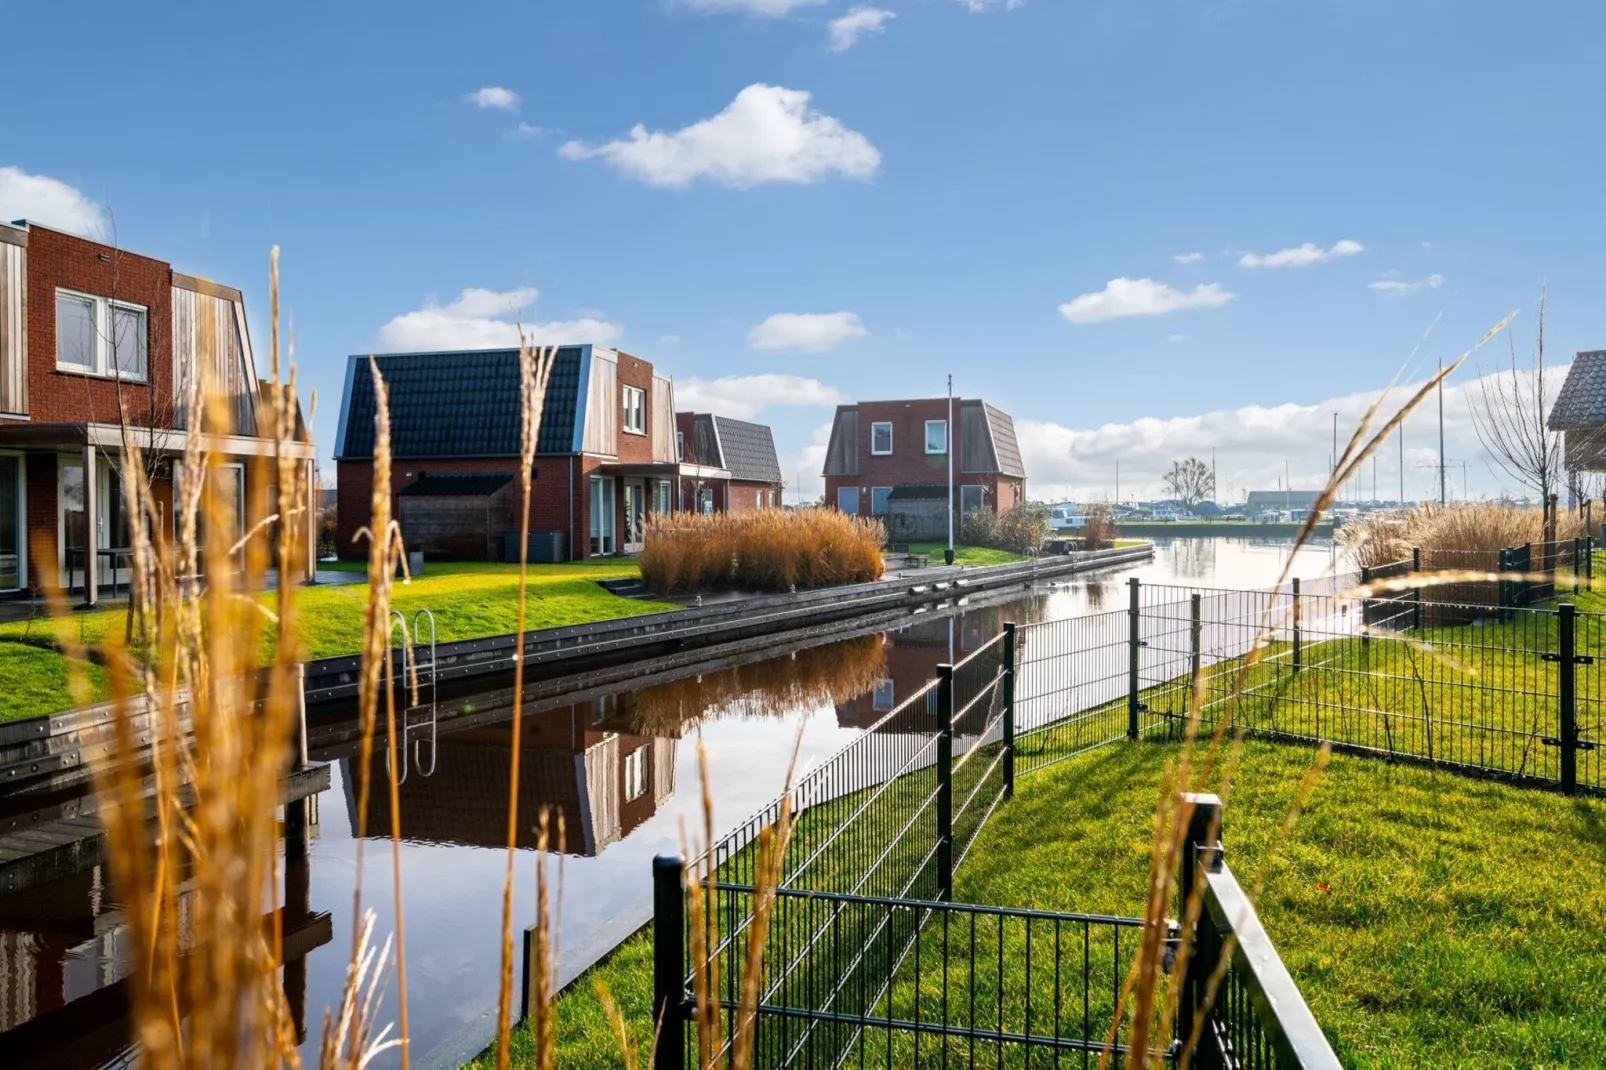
1339, 501, 1587, 569
638, 509, 884, 593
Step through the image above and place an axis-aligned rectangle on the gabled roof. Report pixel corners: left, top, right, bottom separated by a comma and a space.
711, 416, 782, 483
1548, 351, 1606, 430
397, 472, 515, 496
335, 346, 590, 460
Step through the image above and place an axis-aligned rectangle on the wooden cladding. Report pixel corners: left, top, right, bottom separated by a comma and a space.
0, 242, 23, 416
171, 283, 257, 436
582, 352, 618, 456
650, 376, 676, 462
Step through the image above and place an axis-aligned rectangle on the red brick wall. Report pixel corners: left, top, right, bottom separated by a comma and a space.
615, 352, 655, 464
14, 227, 174, 428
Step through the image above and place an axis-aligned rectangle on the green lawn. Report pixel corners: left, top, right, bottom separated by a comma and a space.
904, 541, 1029, 565
0, 561, 673, 723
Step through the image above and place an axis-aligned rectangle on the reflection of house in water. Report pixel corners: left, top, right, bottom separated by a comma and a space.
837, 603, 1019, 731
344, 700, 676, 856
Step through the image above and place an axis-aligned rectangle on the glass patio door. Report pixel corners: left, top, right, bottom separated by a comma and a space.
0, 456, 19, 591
622, 479, 646, 553
590, 476, 616, 556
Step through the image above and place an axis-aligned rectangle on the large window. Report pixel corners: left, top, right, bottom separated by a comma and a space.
0, 455, 19, 591
961, 484, 986, 515
623, 385, 647, 434
872, 678, 895, 712
870, 421, 893, 455
624, 744, 648, 802
925, 419, 948, 456
590, 476, 616, 555
870, 486, 892, 516
675, 430, 685, 461
56, 289, 147, 381
836, 486, 860, 514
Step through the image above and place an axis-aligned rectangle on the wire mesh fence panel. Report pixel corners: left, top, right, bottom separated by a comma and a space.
692, 884, 1174, 1070
1013, 610, 1133, 774
1573, 610, 1606, 793
951, 634, 1011, 870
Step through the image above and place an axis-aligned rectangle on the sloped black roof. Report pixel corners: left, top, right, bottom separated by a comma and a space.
336, 347, 587, 460
1549, 351, 1606, 430
398, 472, 515, 496
711, 416, 782, 483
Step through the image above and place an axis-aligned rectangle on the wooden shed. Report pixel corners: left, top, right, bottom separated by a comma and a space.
396, 472, 516, 560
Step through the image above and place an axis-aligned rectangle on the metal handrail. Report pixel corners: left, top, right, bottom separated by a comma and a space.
385, 610, 411, 785
411, 607, 438, 777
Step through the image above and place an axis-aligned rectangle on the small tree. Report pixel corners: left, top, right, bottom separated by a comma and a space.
1469, 288, 1563, 511
1162, 457, 1215, 506
1081, 502, 1119, 550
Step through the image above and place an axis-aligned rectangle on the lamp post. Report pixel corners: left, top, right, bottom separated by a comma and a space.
946, 374, 955, 566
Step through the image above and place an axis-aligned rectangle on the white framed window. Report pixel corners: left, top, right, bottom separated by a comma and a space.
675, 430, 685, 461
961, 484, 985, 515
872, 679, 895, 712
870, 486, 892, 516
655, 480, 671, 515
837, 486, 859, 514
56, 289, 147, 381
623, 385, 647, 434
925, 419, 948, 456
870, 421, 893, 456
624, 744, 648, 801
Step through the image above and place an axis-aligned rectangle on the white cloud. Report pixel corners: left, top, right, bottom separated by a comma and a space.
506, 123, 544, 141
378, 287, 622, 350
1165, 334, 1188, 344
559, 84, 880, 189
956, 0, 1025, 10
777, 421, 836, 503
1171, 252, 1204, 264
748, 311, 868, 351
1058, 278, 1236, 324
676, 374, 846, 420
683, 0, 827, 14
829, 7, 896, 51
0, 166, 105, 237
466, 86, 520, 111
1237, 239, 1364, 269
1369, 273, 1445, 297
1013, 361, 1559, 504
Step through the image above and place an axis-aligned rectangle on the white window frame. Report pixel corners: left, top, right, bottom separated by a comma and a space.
961, 484, 985, 515
872, 679, 895, 712
870, 421, 893, 456
622, 385, 647, 435
55, 288, 149, 382
836, 486, 860, 514
675, 430, 685, 461
870, 486, 892, 516
925, 419, 948, 456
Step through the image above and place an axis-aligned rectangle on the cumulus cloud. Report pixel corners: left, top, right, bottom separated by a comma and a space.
506, 123, 544, 141
1171, 252, 1204, 264
0, 166, 106, 237
1369, 273, 1445, 296
378, 287, 621, 350
466, 86, 520, 111
1238, 239, 1364, 269
748, 311, 868, 351
683, 0, 827, 14
676, 374, 846, 420
776, 421, 837, 503
1058, 278, 1236, 324
956, 0, 1025, 10
829, 7, 896, 51
1014, 362, 1560, 504
559, 84, 880, 189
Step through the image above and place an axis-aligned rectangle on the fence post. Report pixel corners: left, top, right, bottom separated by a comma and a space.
652, 855, 687, 1070
1559, 604, 1579, 796
1575, 536, 1584, 595
1180, 793, 1225, 1070
1412, 547, 1423, 630
1358, 565, 1373, 645
1290, 579, 1301, 674
1190, 593, 1203, 699
1128, 577, 1141, 740
1525, 541, 1535, 607
937, 663, 955, 901
1002, 622, 1017, 799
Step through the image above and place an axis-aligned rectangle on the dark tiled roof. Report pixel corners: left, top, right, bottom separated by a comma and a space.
398, 472, 515, 496
1549, 351, 1606, 429
711, 416, 782, 483
888, 484, 950, 501
984, 404, 1027, 479
336, 347, 587, 460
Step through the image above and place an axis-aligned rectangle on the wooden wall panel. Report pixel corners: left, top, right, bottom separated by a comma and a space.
0, 244, 25, 415
582, 354, 618, 457
650, 376, 675, 462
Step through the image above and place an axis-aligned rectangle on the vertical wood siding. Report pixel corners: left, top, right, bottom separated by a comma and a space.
650, 375, 676, 462
170, 284, 257, 435
0, 244, 26, 416
582, 354, 618, 456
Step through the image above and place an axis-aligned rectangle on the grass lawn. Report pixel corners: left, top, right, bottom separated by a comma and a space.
0, 561, 674, 723
905, 541, 1029, 566
490, 738, 1606, 1068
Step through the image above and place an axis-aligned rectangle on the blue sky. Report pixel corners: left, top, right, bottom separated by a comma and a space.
4, 0, 1603, 502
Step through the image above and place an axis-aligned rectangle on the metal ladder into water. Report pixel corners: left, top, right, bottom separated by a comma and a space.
385, 607, 438, 784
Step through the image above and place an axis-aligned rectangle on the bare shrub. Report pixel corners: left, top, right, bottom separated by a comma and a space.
1081, 502, 1120, 551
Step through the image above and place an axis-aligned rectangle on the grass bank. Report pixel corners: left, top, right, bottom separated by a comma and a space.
904, 540, 1028, 566
0, 560, 672, 723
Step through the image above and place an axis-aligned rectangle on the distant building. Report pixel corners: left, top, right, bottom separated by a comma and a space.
674, 412, 784, 513
821, 397, 1026, 540
1244, 489, 1322, 520
1547, 349, 1606, 474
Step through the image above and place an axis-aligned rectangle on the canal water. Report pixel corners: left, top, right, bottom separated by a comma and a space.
0, 537, 1341, 1069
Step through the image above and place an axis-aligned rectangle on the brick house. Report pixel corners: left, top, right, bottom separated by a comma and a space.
821, 398, 1026, 540
0, 221, 316, 602
334, 346, 776, 560
673, 412, 784, 514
